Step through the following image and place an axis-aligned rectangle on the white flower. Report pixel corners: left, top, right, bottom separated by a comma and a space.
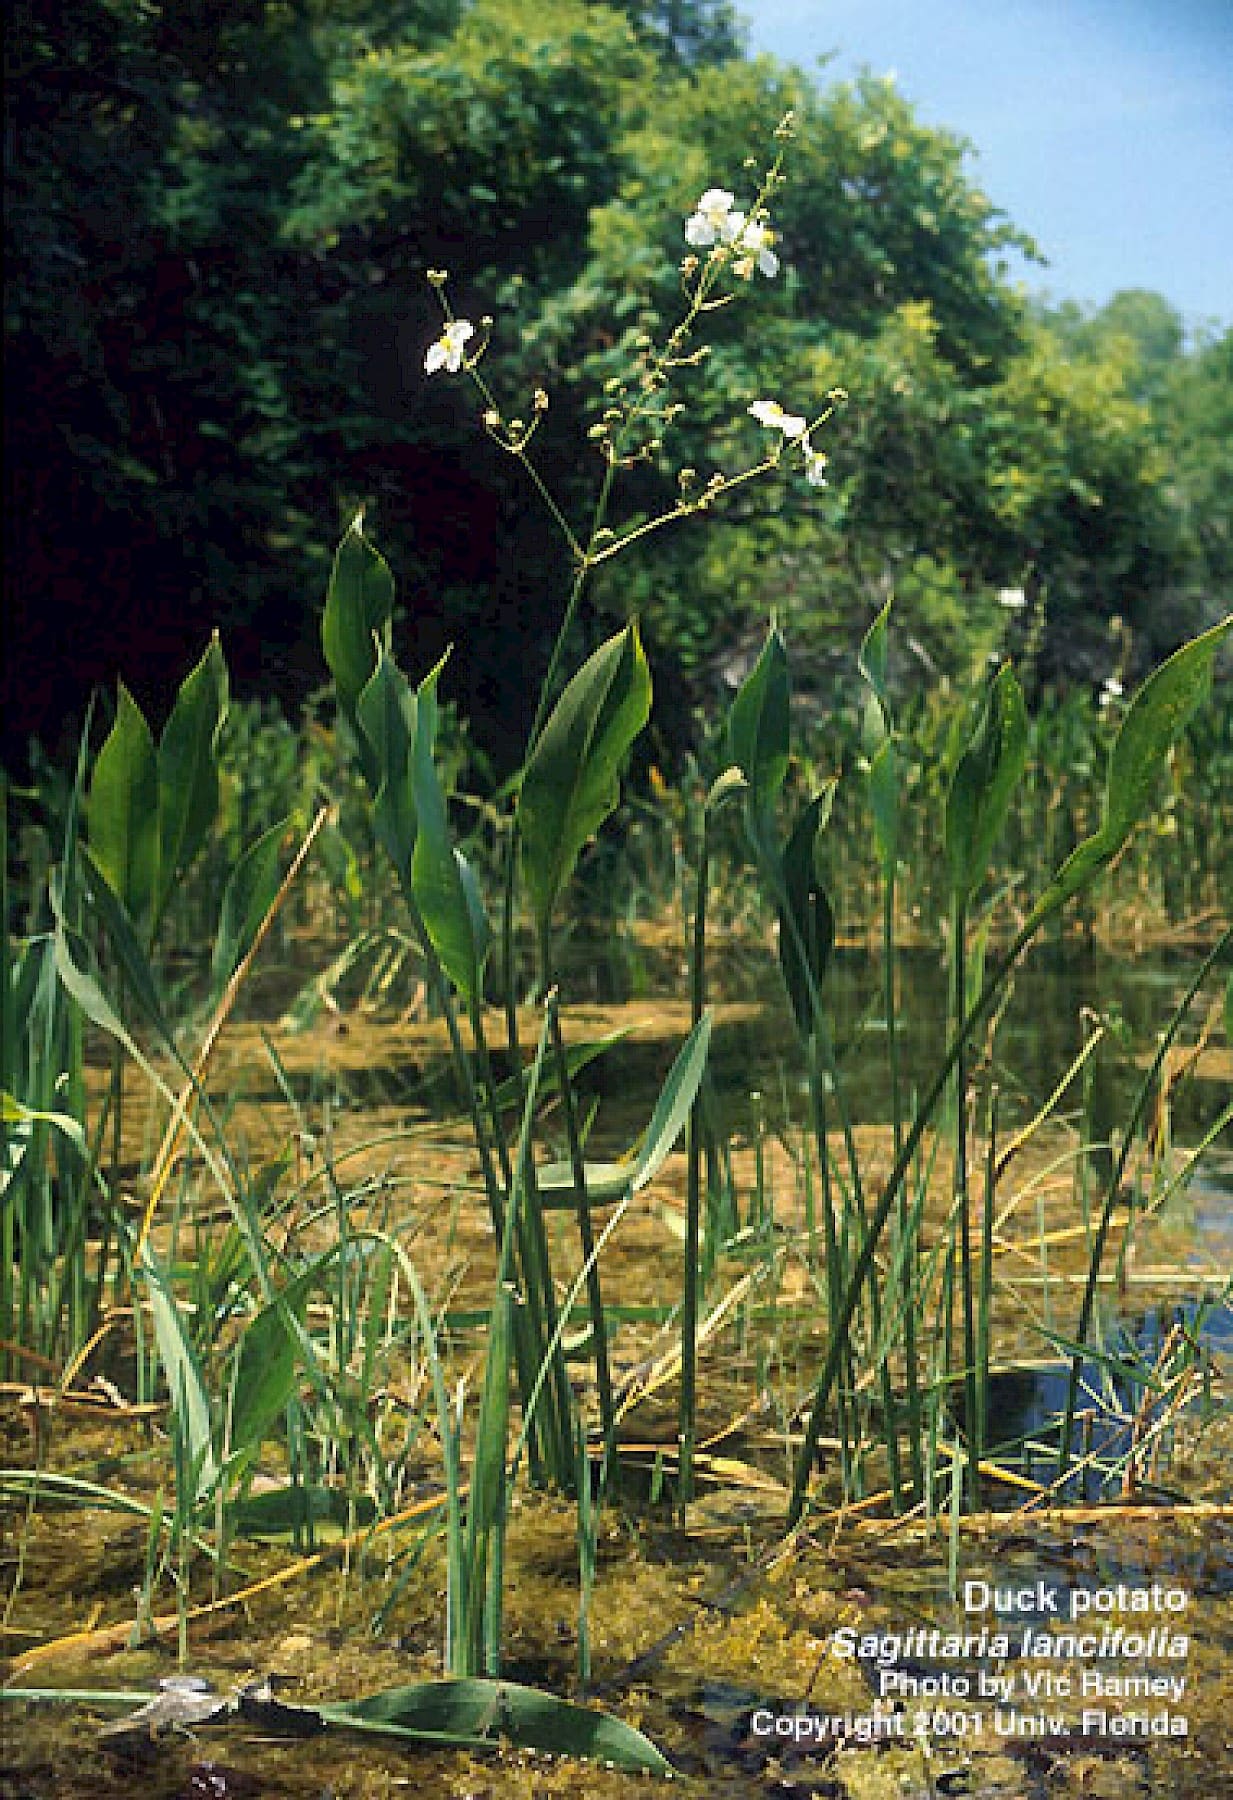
425, 319, 474, 375
998, 587, 1027, 611
1099, 676, 1124, 709
734, 217, 779, 278
685, 188, 743, 248
802, 439, 828, 486
749, 399, 807, 439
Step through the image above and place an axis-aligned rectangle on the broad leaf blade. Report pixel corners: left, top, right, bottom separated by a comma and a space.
1029, 616, 1231, 928
858, 598, 893, 725
535, 1158, 636, 1208
156, 634, 227, 929
87, 685, 158, 938
80, 851, 172, 1042
726, 627, 790, 823
1105, 616, 1228, 847
318, 1678, 673, 1773
322, 515, 396, 739
631, 1011, 712, 1191
518, 626, 651, 938
944, 663, 1028, 905
228, 1254, 329, 1465
536, 1014, 711, 1206
210, 820, 286, 996
356, 649, 418, 873
141, 1245, 217, 1504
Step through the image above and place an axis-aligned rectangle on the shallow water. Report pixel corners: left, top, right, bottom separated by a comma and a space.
3, 932, 1230, 1794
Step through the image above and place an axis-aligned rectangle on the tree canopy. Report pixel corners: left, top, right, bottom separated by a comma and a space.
5, 0, 1228, 767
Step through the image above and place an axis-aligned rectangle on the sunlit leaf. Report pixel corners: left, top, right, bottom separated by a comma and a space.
1028, 616, 1231, 928
536, 1014, 711, 1207
0, 1092, 85, 1157
630, 1010, 712, 1190
704, 766, 748, 814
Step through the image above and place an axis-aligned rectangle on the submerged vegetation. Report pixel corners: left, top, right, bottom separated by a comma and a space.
4, 100, 1232, 1798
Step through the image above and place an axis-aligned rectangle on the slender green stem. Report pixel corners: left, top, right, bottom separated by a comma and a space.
885, 874, 921, 1497
546, 993, 616, 1468
977, 1087, 997, 1474
678, 803, 709, 1516
950, 895, 979, 1507
805, 1036, 855, 1494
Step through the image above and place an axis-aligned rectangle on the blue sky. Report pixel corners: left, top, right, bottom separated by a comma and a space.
738, 0, 1233, 327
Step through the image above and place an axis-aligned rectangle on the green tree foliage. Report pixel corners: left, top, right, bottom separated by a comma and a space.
5, 0, 1226, 767
1161, 327, 1233, 607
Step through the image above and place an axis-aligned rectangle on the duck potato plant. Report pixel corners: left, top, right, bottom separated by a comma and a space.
4, 122, 1231, 1784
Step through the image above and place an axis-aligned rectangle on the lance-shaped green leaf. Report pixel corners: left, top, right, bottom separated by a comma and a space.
80, 850, 172, 1042
944, 663, 1028, 906
87, 684, 158, 938
536, 1012, 712, 1207
777, 792, 836, 1038
858, 600, 898, 870
210, 820, 286, 997
726, 627, 790, 825
356, 649, 419, 873
518, 625, 651, 940
155, 634, 228, 931
226, 1252, 332, 1476
141, 1244, 217, 1504
860, 601, 889, 734
412, 663, 490, 1002
260, 1677, 673, 1771
322, 515, 396, 737
1027, 616, 1231, 930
